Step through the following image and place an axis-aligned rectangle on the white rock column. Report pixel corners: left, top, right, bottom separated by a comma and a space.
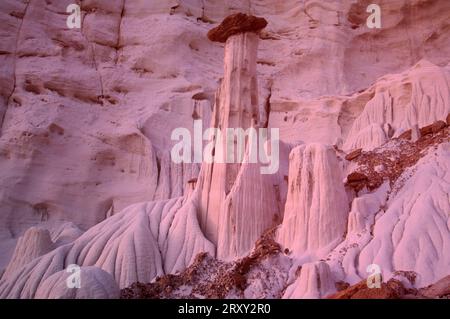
197, 32, 260, 245
277, 144, 349, 257
192, 22, 284, 260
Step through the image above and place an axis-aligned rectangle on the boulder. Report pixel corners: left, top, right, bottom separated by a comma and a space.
345, 148, 362, 161
431, 120, 447, 133
345, 172, 369, 191
398, 129, 412, 140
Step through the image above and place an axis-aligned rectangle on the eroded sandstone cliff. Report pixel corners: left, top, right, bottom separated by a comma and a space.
0, 0, 449, 299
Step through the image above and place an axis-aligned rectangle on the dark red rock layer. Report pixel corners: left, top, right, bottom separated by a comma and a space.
207, 13, 268, 43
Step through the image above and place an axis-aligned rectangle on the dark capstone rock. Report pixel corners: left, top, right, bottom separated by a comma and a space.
347, 172, 369, 183
345, 172, 369, 192
207, 13, 268, 43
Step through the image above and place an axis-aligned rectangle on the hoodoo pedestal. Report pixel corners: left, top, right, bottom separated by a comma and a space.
194, 13, 283, 260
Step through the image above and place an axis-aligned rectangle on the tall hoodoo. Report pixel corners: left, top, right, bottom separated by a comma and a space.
194, 13, 282, 260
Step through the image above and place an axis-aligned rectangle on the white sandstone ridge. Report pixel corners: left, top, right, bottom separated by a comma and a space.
1, 104, 449, 299
0, 198, 213, 298
0, 0, 216, 266
121, 234, 292, 299
344, 60, 450, 151
277, 143, 349, 259
326, 140, 450, 289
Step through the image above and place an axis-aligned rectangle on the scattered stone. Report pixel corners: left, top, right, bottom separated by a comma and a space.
120, 228, 281, 299
420, 120, 446, 136
420, 124, 433, 135
351, 125, 449, 191
345, 148, 362, 161
419, 275, 450, 298
347, 172, 368, 183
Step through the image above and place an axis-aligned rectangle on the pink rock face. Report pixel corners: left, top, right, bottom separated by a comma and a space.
0, 0, 449, 299
1, 227, 54, 281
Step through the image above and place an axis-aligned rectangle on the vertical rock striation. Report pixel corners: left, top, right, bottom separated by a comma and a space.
344, 61, 450, 151
194, 13, 283, 260
1, 227, 54, 281
277, 144, 348, 257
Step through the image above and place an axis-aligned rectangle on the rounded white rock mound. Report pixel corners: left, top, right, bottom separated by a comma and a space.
2, 227, 54, 281
35, 266, 120, 299
0, 197, 214, 298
